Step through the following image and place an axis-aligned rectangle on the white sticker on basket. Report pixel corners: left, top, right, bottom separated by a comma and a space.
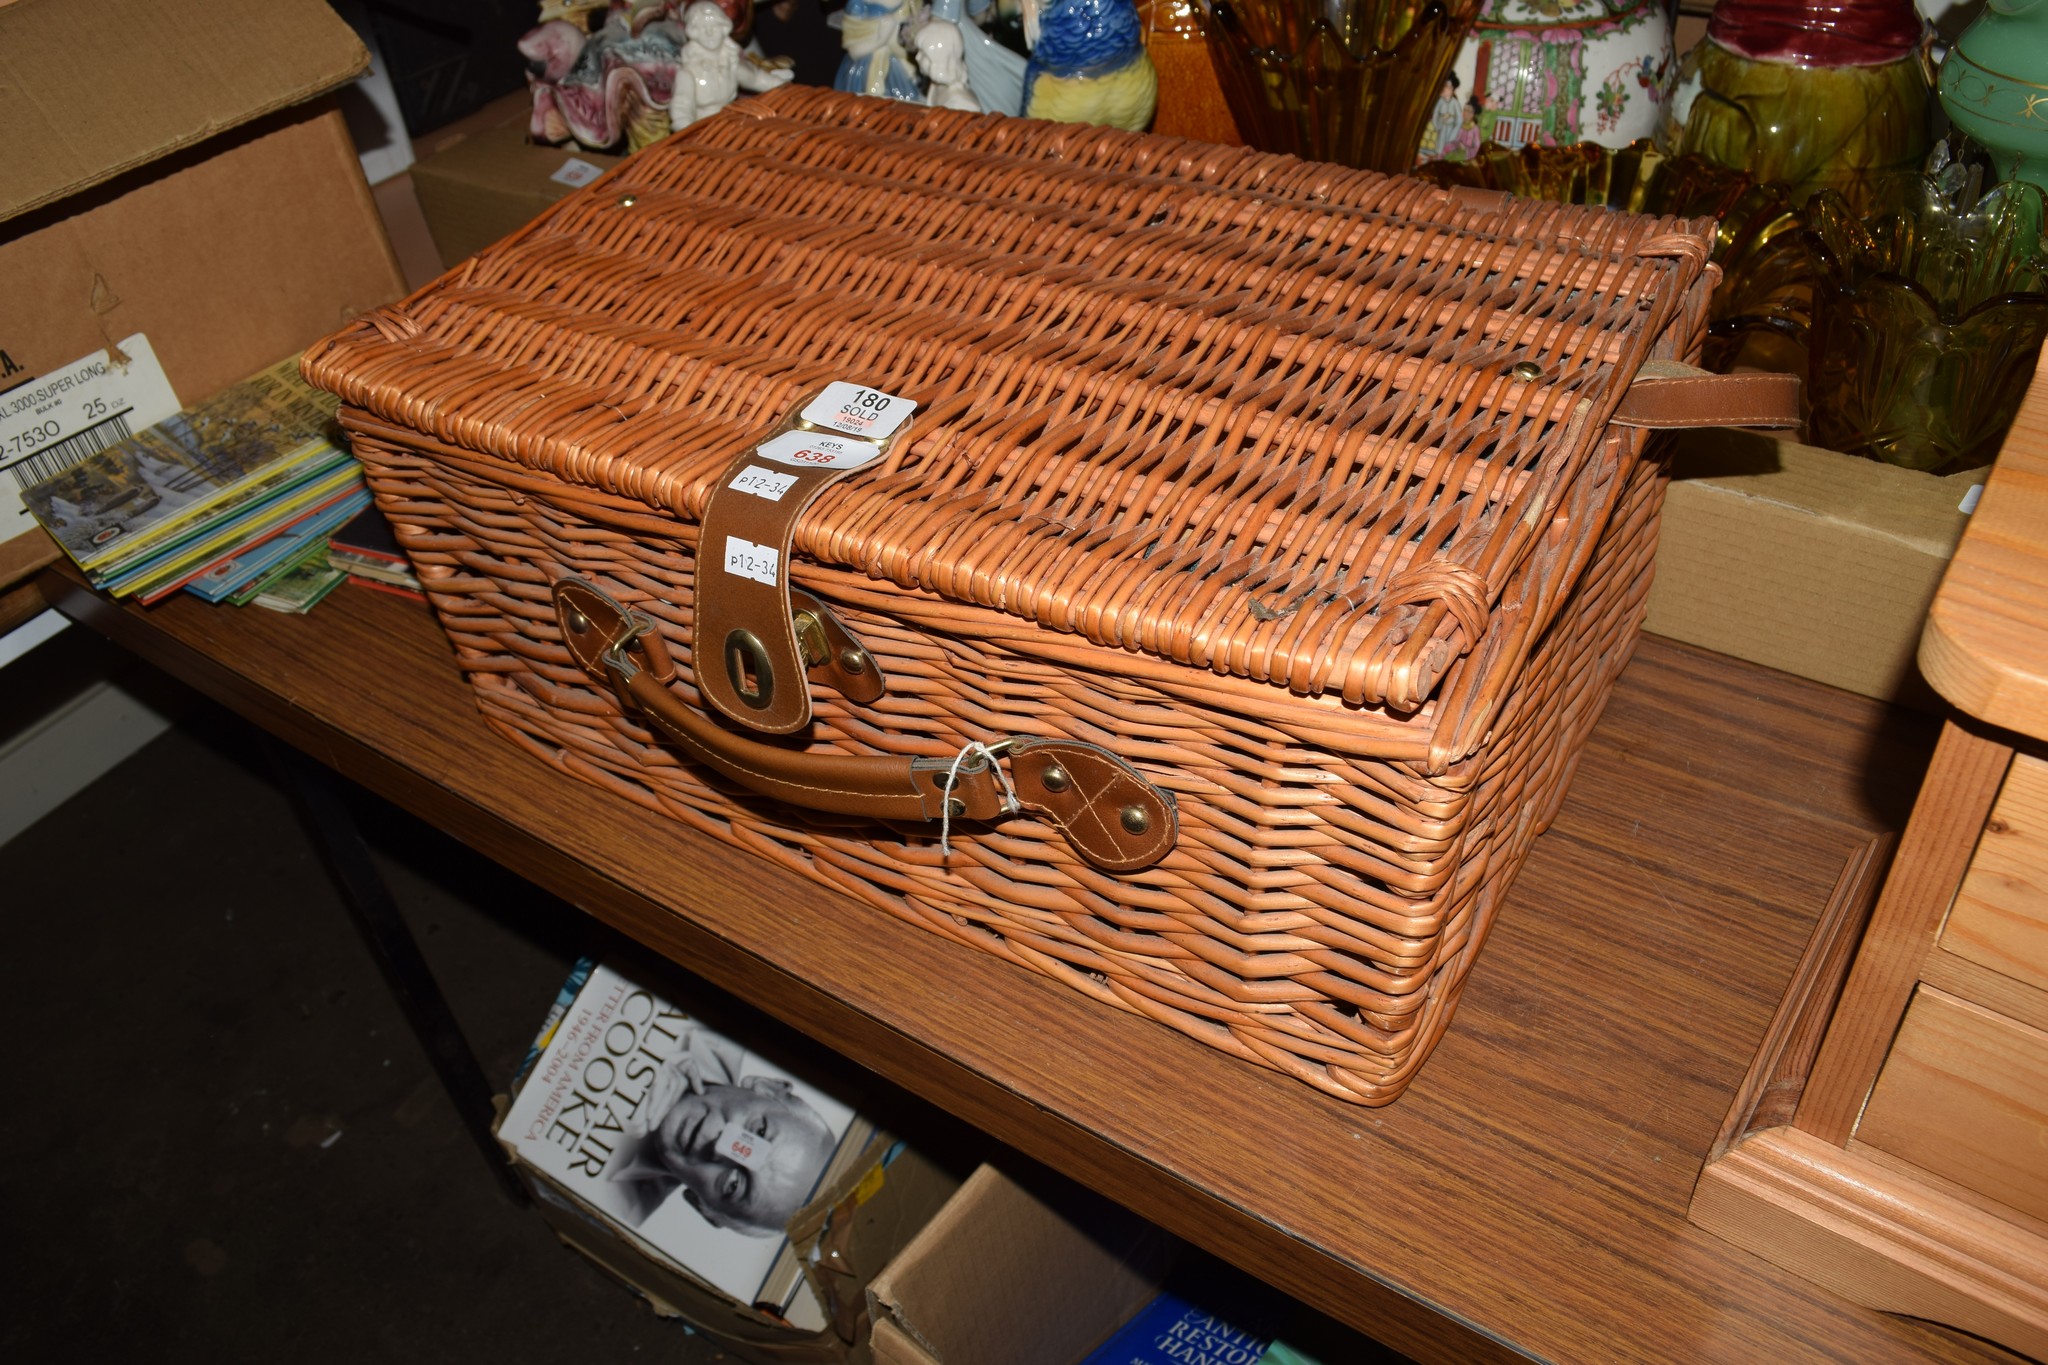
729, 465, 798, 501
800, 382, 915, 440
755, 430, 884, 471
723, 534, 780, 586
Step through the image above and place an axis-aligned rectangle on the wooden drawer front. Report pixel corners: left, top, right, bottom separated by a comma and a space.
1857, 986, 2048, 1222
1944, 751, 2048, 994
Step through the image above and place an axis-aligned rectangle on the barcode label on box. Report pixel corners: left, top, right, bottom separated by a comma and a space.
0, 334, 180, 537
729, 465, 798, 501
800, 382, 914, 440
723, 535, 780, 586
755, 430, 883, 471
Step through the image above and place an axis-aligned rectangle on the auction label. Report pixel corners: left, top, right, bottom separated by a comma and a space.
799, 382, 915, 440
728, 465, 799, 501
755, 430, 884, 471
723, 535, 780, 587
0, 335, 180, 534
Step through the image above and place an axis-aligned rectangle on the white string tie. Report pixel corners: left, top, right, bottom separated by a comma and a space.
939, 740, 1020, 859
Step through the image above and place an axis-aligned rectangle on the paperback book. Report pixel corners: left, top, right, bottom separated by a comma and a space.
501, 961, 862, 1322
327, 504, 423, 596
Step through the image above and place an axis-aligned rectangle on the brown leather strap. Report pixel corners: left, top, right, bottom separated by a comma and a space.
1613, 361, 1801, 430
553, 579, 1175, 872
696, 412, 908, 735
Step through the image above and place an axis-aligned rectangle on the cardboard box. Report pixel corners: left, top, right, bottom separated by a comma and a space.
511, 1127, 965, 1365
1644, 430, 1981, 709
409, 94, 623, 268
868, 1165, 1174, 1365
0, 0, 408, 602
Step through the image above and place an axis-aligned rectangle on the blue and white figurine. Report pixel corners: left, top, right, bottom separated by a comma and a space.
935, 0, 1027, 117
834, 0, 922, 101
1021, 0, 1156, 131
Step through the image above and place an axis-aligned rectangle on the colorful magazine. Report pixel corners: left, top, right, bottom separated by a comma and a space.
22, 355, 344, 571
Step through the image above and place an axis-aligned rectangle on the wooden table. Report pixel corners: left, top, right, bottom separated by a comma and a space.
44, 564, 2018, 1364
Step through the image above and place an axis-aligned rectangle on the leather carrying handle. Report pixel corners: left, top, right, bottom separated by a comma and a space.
554, 579, 1176, 873
1613, 361, 1801, 430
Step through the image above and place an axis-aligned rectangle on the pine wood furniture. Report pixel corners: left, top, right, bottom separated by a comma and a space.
1689, 365, 2048, 1359
44, 553, 2025, 1363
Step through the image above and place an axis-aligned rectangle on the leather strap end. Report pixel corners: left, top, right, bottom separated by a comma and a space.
1614, 361, 1801, 430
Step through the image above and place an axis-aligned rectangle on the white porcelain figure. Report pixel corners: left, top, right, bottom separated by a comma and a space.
1417, 0, 1675, 164
669, 0, 794, 131
913, 19, 985, 109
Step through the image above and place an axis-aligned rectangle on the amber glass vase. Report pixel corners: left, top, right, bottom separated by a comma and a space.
1199, 0, 1482, 171
1804, 169, 2048, 473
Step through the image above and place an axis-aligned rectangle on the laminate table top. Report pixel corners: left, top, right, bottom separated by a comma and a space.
45, 564, 2014, 1365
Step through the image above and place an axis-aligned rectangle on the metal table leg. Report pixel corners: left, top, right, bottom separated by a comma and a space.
269, 739, 528, 1207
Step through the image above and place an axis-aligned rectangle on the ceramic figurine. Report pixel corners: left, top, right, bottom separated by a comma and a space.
1941, 0, 2048, 194
1419, 0, 1674, 165
835, 0, 923, 100
522, 8, 687, 151
670, 0, 795, 131
937, 0, 1029, 117
1021, 0, 1158, 130
1654, 0, 1932, 209
913, 18, 986, 110
524, 1, 762, 151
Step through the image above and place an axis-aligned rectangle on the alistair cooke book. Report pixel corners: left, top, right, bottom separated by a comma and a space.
499, 962, 857, 1309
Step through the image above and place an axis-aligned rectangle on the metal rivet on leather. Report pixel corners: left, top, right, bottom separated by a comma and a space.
566, 608, 590, 633
946, 798, 966, 818
1120, 806, 1151, 835
839, 649, 867, 674
1040, 765, 1071, 793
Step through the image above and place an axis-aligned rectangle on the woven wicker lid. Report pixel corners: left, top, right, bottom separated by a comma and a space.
305, 87, 1713, 719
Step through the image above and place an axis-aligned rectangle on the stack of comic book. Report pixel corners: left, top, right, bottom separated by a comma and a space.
23, 356, 369, 610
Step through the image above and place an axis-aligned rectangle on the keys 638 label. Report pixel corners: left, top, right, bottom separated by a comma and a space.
755, 430, 883, 471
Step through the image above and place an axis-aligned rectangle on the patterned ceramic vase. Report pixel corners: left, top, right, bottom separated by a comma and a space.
1654, 0, 1932, 210
1940, 1, 2048, 194
1416, 0, 1674, 165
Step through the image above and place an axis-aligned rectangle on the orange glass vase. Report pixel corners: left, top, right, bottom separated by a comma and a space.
1199, 0, 1483, 170
1142, 0, 1245, 143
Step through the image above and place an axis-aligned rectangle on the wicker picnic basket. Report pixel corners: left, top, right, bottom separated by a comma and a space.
303, 87, 1794, 1106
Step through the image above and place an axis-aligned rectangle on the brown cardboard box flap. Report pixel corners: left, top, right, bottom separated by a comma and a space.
0, 105, 406, 416
867, 1166, 1170, 1365
0, 0, 367, 221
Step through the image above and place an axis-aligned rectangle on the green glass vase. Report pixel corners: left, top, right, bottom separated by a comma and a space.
1940, 0, 2048, 194
1803, 168, 2048, 474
